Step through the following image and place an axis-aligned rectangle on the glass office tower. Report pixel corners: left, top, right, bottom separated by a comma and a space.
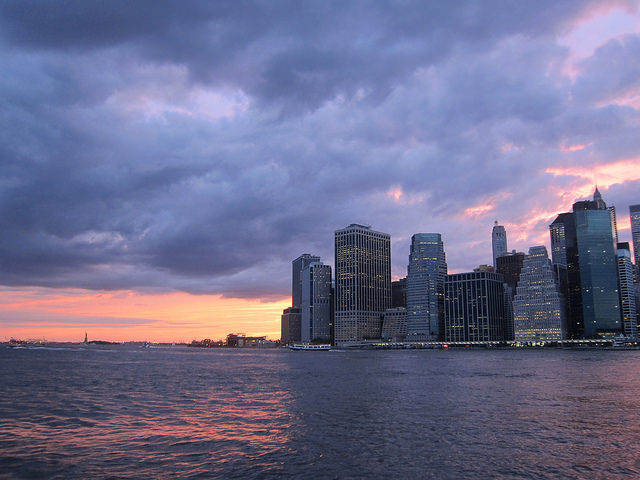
574, 203, 621, 337
406, 233, 447, 341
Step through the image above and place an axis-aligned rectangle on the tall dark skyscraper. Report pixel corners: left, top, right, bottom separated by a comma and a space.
550, 212, 582, 338
406, 233, 447, 341
334, 224, 391, 345
283, 253, 321, 345
574, 201, 621, 337
300, 261, 332, 343
292, 254, 320, 308
495, 251, 525, 341
549, 188, 621, 338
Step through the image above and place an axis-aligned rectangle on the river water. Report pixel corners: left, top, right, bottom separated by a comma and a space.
1, 345, 639, 479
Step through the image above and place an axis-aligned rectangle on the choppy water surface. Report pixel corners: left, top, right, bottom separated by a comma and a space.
1, 346, 640, 479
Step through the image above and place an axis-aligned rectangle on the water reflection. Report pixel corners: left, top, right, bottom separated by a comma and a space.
2, 346, 640, 478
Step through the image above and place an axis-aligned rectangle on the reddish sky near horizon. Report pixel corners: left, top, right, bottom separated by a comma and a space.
1, 288, 290, 342
1, 2, 639, 342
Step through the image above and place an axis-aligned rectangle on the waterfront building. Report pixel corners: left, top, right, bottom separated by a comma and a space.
549, 188, 621, 338
496, 251, 525, 341
492, 221, 508, 267
636, 283, 640, 336
513, 246, 565, 343
503, 286, 515, 341
631, 204, 640, 269
392, 277, 407, 308
301, 262, 332, 343
381, 307, 408, 341
334, 224, 392, 345
406, 233, 447, 341
281, 307, 301, 345
550, 212, 582, 338
616, 243, 638, 338
573, 196, 621, 337
444, 271, 506, 342
292, 254, 320, 308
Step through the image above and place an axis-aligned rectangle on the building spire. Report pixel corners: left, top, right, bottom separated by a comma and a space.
593, 185, 606, 209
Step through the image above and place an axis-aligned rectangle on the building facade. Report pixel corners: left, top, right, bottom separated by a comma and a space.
495, 251, 525, 290
292, 254, 320, 309
573, 200, 621, 337
492, 221, 508, 267
630, 204, 640, 270
444, 271, 506, 342
513, 246, 565, 343
550, 212, 582, 338
406, 233, 447, 341
617, 243, 638, 338
281, 307, 301, 345
334, 224, 391, 345
495, 251, 525, 341
381, 307, 408, 341
301, 262, 332, 343
392, 277, 407, 308
549, 188, 621, 338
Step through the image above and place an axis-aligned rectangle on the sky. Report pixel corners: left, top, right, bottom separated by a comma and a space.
1, 1, 640, 342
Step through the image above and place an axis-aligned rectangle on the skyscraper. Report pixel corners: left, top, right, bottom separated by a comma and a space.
444, 271, 506, 342
495, 251, 525, 341
550, 188, 622, 338
284, 253, 321, 345
574, 200, 621, 337
300, 262, 332, 343
334, 224, 391, 345
630, 204, 640, 268
492, 221, 507, 266
513, 246, 565, 343
616, 243, 637, 338
550, 212, 582, 338
406, 233, 447, 340
292, 254, 320, 308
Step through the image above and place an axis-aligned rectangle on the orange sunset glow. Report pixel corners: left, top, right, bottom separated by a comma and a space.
546, 157, 640, 187
0, 288, 290, 343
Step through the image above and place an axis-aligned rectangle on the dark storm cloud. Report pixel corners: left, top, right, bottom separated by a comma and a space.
1, 1, 639, 297
0, 0, 607, 110
572, 34, 640, 104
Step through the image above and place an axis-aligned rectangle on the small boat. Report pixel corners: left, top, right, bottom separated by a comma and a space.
289, 343, 331, 351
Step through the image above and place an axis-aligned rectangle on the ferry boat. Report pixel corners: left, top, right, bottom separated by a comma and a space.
289, 343, 331, 351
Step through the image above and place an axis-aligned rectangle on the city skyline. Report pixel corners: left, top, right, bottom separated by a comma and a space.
2, 2, 640, 342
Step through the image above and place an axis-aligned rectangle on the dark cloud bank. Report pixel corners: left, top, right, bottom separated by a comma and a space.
1, 1, 639, 298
